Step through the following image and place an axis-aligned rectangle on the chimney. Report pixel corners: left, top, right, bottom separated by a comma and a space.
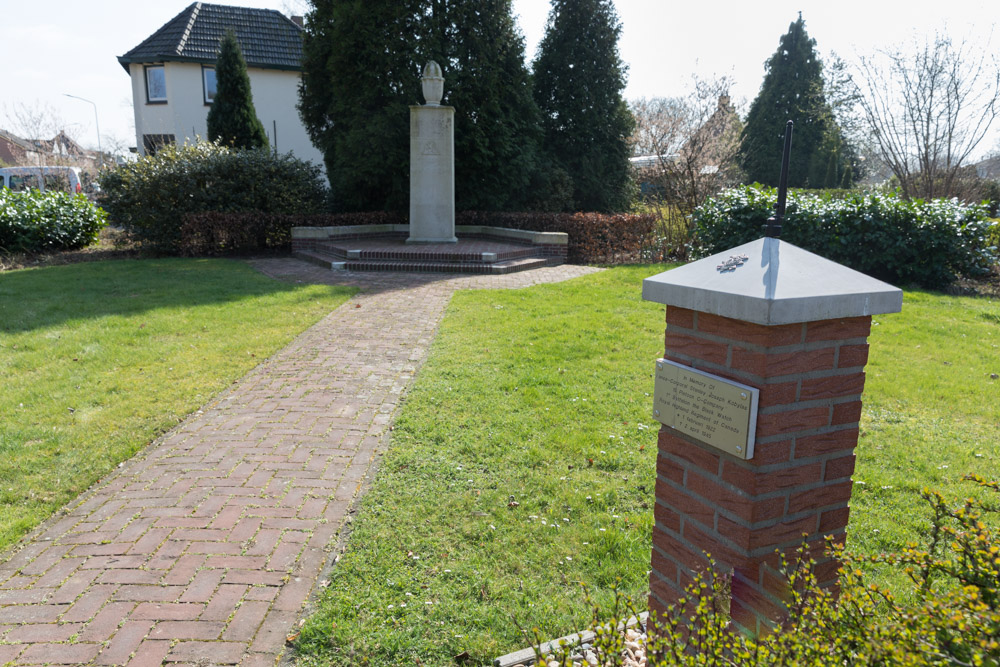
291, 15, 304, 27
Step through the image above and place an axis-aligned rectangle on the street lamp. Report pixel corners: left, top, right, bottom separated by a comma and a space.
63, 93, 103, 170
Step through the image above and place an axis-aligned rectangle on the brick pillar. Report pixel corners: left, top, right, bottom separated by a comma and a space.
642, 238, 902, 636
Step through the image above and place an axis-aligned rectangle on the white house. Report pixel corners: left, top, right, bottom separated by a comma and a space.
118, 2, 323, 167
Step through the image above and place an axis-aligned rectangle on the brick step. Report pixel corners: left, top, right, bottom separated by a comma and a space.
314, 241, 538, 263
342, 256, 554, 274
293, 249, 344, 269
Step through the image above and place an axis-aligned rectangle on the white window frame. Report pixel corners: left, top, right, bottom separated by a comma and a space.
145, 65, 167, 103
202, 66, 216, 105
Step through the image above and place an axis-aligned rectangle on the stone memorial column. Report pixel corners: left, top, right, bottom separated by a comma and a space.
408, 61, 457, 244
642, 237, 902, 635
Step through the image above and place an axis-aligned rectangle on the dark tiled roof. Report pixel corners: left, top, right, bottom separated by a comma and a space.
118, 2, 303, 72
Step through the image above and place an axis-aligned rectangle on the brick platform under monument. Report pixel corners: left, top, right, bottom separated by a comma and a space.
292, 224, 568, 274
643, 237, 902, 635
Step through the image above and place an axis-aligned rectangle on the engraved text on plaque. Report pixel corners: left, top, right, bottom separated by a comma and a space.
652, 359, 759, 459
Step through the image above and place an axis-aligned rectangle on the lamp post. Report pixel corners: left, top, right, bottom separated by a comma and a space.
63, 93, 103, 170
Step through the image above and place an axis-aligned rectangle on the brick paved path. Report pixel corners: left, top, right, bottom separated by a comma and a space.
0, 260, 600, 666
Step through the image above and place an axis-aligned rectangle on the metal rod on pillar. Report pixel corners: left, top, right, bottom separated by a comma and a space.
765, 120, 793, 239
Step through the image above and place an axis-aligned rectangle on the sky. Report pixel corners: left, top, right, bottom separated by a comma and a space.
1, 0, 996, 154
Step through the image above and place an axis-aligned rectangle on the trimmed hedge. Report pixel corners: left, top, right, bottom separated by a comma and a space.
0, 188, 106, 254
178, 210, 656, 264
456, 211, 656, 264
693, 185, 998, 288
98, 142, 327, 251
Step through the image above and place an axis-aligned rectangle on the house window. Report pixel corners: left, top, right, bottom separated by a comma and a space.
143, 134, 175, 155
145, 65, 167, 103
202, 66, 217, 104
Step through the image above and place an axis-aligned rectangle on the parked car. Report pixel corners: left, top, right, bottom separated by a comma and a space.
0, 166, 83, 194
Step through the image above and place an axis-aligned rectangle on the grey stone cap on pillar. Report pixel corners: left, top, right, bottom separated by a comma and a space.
642, 237, 903, 325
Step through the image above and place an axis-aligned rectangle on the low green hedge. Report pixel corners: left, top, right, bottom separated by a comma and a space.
98, 142, 327, 251
179, 210, 657, 264
0, 188, 106, 254
693, 186, 998, 288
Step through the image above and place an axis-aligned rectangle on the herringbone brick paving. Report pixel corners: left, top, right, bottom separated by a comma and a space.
0, 259, 600, 666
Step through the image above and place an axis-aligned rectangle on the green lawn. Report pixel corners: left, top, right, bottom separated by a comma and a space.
0, 259, 354, 552
293, 264, 1000, 667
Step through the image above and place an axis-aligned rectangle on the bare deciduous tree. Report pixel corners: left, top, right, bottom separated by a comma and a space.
631, 77, 743, 257
1, 100, 79, 143
1, 100, 84, 168
853, 34, 1000, 200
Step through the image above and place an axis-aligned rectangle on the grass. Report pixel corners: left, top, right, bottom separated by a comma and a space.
293, 264, 1000, 667
0, 258, 354, 552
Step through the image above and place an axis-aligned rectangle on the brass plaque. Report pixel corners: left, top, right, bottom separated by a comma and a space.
653, 359, 759, 459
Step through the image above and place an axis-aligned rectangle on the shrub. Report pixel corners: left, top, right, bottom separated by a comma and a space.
537, 475, 1000, 666
98, 142, 327, 251
193, 210, 659, 263
178, 211, 408, 256
692, 185, 998, 288
456, 211, 656, 264
0, 188, 106, 254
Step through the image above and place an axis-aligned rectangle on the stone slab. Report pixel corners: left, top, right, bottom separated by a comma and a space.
642, 237, 903, 325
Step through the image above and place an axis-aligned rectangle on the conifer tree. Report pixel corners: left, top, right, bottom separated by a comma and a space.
532, 0, 635, 212
421, 0, 541, 210
298, 0, 421, 211
299, 0, 541, 212
207, 30, 269, 150
739, 14, 854, 188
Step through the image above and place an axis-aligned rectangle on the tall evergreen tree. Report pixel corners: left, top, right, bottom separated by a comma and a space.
207, 30, 269, 150
298, 0, 421, 212
532, 0, 635, 212
739, 14, 854, 188
422, 0, 541, 211
299, 0, 541, 212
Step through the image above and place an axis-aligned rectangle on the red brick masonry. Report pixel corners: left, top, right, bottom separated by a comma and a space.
650, 306, 872, 635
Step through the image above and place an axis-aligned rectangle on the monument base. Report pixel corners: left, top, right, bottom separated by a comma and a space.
405, 235, 458, 244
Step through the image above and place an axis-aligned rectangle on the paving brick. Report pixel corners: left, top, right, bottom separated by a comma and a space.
97, 568, 162, 585
61, 584, 117, 622
0, 645, 25, 664
125, 640, 172, 667
222, 600, 270, 641
201, 584, 247, 622
32, 557, 86, 588
113, 585, 182, 602
132, 602, 204, 621
249, 609, 298, 654
166, 640, 246, 663
95, 619, 154, 665
0, 603, 67, 624
79, 601, 138, 641
19, 642, 101, 664
177, 568, 225, 603
150, 620, 225, 640
17, 545, 74, 577
161, 555, 207, 586
0, 588, 51, 604
6, 622, 83, 642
